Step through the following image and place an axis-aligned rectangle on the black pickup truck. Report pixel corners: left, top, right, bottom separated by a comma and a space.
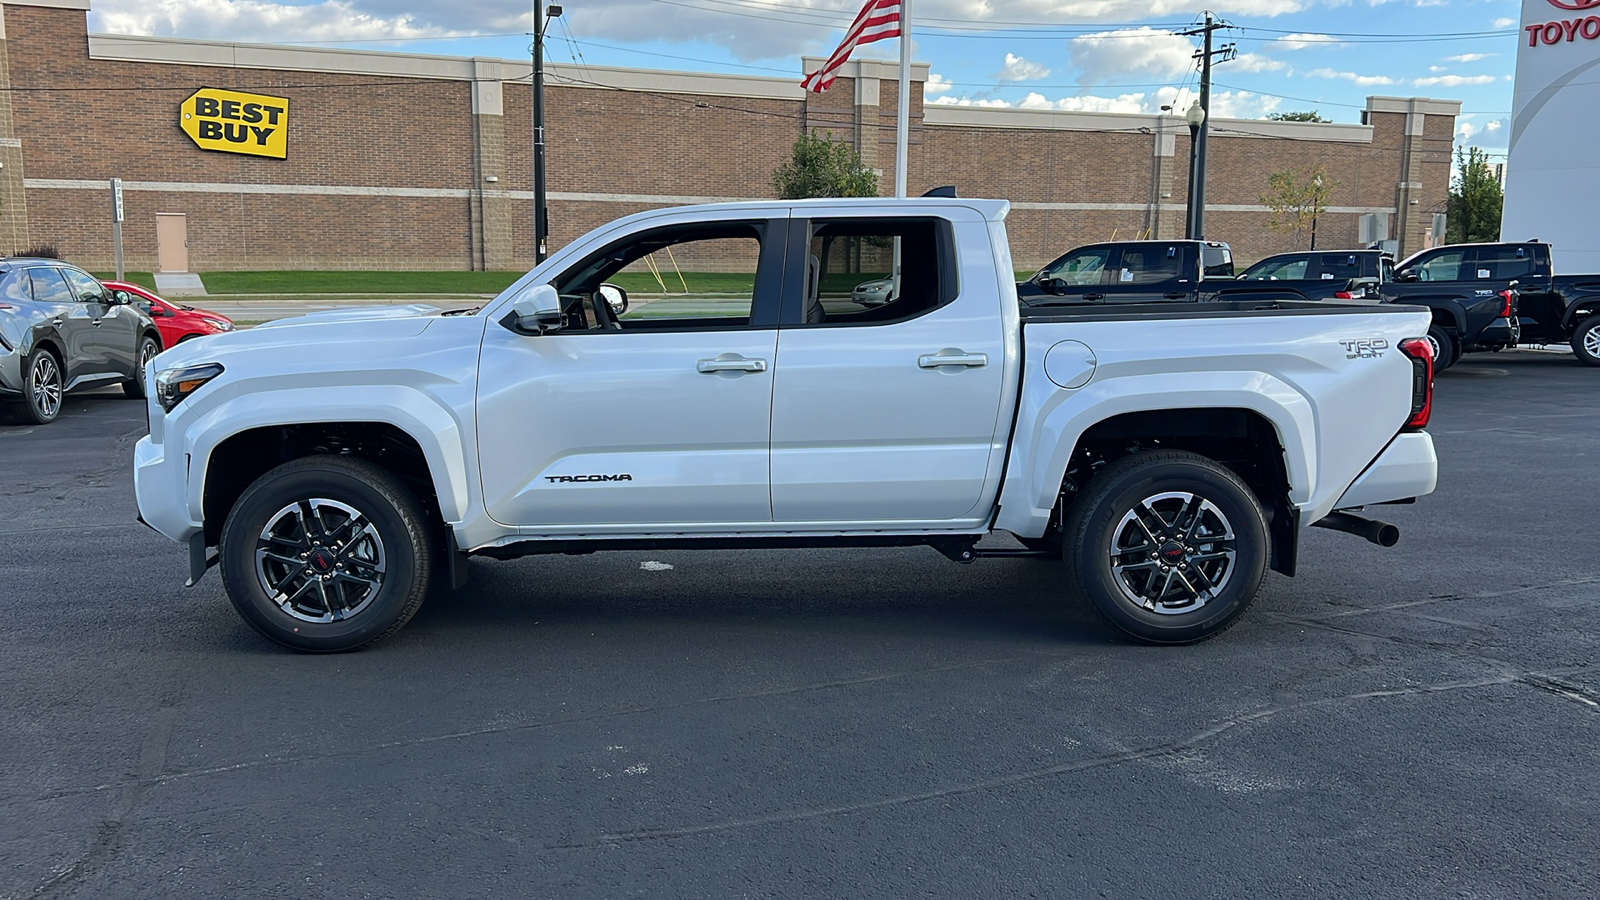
1390, 241, 1600, 369
1238, 249, 1392, 300
1018, 240, 1374, 306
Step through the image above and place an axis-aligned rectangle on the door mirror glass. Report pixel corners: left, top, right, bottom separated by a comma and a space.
598, 283, 628, 317
502, 283, 563, 333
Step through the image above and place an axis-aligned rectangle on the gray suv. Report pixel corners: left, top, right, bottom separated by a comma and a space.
0, 258, 162, 424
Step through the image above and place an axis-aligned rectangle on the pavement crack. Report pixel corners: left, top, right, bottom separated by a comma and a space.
553, 674, 1518, 848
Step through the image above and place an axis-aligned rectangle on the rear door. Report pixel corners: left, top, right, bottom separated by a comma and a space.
767, 209, 1009, 525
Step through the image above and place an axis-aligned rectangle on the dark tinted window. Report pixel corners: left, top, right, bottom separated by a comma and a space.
0, 271, 31, 304
1474, 245, 1536, 280
1317, 254, 1363, 280
802, 217, 952, 325
1200, 245, 1233, 278
1115, 245, 1183, 284
27, 267, 73, 304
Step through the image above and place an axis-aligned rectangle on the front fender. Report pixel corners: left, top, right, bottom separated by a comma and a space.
182, 385, 473, 526
995, 371, 1315, 538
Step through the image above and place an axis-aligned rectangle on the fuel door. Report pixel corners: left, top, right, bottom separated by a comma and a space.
1044, 340, 1097, 389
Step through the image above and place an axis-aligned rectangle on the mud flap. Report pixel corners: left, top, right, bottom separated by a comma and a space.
187, 533, 218, 587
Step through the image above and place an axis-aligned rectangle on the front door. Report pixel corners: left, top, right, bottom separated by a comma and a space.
769, 211, 1008, 524
62, 268, 137, 376
156, 213, 188, 273
476, 218, 786, 530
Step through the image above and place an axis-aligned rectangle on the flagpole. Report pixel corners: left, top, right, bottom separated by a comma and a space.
894, 0, 910, 199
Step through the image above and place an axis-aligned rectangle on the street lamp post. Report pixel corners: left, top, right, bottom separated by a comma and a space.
1309, 173, 1323, 250
533, 2, 562, 264
1184, 101, 1206, 240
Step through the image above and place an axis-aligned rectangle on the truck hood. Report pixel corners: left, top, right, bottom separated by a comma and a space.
151, 305, 454, 371
252, 304, 446, 328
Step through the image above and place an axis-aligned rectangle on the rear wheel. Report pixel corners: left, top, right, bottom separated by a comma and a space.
1571, 315, 1600, 367
20, 348, 63, 424
219, 455, 433, 652
1061, 450, 1268, 644
1426, 324, 1458, 372
123, 335, 160, 398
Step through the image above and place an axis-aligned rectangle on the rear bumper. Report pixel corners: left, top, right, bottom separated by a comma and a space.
1475, 316, 1520, 347
1333, 431, 1438, 510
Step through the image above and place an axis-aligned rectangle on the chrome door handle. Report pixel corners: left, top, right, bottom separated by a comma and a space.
918, 351, 988, 369
92, 320, 103, 327
697, 356, 767, 374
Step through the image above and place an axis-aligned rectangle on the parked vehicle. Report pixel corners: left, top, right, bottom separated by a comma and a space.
0, 257, 161, 424
134, 198, 1438, 653
1388, 244, 1539, 370
1393, 242, 1600, 368
852, 277, 896, 307
1238, 250, 1393, 300
1018, 240, 1376, 305
104, 281, 234, 349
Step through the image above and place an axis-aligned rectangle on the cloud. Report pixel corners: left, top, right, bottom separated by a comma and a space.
1414, 74, 1497, 86
1457, 117, 1508, 143
1270, 33, 1338, 50
1017, 91, 1148, 113
1231, 52, 1288, 73
1069, 27, 1194, 86
1492, 17, 1516, 28
994, 53, 1050, 82
1306, 67, 1398, 86
1444, 53, 1494, 63
930, 96, 1013, 108
924, 73, 954, 95
1158, 85, 1282, 119
92, 0, 465, 42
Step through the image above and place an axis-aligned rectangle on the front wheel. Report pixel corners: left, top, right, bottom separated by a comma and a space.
20, 348, 64, 424
1571, 315, 1600, 368
1061, 450, 1269, 644
123, 335, 161, 398
219, 455, 433, 652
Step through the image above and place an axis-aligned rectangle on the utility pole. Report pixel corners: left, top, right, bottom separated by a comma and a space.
532, 2, 562, 263
1181, 12, 1234, 241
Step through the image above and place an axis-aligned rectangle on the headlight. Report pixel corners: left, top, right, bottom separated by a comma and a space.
155, 363, 224, 412
202, 318, 234, 331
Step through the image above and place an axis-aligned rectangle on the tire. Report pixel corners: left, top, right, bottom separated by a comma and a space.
1060, 450, 1269, 644
219, 455, 433, 652
1426, 324, 1458, 372
20, 347, 64, 424
123, 335, 161, 399
1571, 315, 1600, 368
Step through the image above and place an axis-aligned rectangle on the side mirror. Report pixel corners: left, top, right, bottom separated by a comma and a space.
109, 289, 131, 304
598, 283, 629, 316
1044, 276, 1068, 295
1395, 271, 1419, 283
500, 283, 563, 334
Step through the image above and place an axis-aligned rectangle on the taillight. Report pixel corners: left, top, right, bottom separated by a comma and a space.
1498, 289, 1514, 318
1398, 338, 1434, 430
1334, 291, 1353, 299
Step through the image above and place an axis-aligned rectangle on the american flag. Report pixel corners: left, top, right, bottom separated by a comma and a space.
800, 0, 903, 93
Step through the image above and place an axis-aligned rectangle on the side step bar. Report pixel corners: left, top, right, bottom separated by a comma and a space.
1312, 511, 1400, 547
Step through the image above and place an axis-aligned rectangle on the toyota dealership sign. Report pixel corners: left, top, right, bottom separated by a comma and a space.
1503, 0, 1600, 271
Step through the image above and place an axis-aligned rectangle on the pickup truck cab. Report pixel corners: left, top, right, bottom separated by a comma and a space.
1393, 241, 1600, 368
1238, 249, 1393, 301
134, 198, 1439, 653
1019, 239, 1374, 306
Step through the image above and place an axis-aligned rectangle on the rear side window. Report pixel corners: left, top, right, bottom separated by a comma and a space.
27, 267, 73, 304
0, 271, 31, 304
795, 217, 955, 326
1473, 246, 1536, 280
1317, 254, 1363, 280
1200, 245, 1233, 278
1114, 245, 1183, 284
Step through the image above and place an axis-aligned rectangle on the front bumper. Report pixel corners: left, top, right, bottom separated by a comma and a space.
134, 433, 201, 544
1333, 431, 1438, 510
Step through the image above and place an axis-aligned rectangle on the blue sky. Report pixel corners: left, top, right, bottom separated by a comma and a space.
91, 0, 1523, 157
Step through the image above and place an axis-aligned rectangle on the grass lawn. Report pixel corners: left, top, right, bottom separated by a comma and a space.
199, 271, 526, 295
91, 272, 158, 291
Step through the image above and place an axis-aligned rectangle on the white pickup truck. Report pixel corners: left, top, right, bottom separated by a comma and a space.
134, 197, 1438, 652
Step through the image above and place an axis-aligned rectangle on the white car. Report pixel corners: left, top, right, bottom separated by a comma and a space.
135, 197, 1438, 652
852, 277, 896, 307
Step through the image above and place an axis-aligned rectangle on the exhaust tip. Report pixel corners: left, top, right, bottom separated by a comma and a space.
1375, 523, 1400, 547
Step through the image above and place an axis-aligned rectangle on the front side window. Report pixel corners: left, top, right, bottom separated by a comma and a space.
27, 268, 73, 305
62, 268, 109, 303
1408, 250, 1466, 282
1039, 248, 1110, 286
552, 222, 767, 331
1244, 256, 1309, 281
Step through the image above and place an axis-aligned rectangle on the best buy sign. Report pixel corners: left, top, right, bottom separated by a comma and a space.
179, 88, 289, 159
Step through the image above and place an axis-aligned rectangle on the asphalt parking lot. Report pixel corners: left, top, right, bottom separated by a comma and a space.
3, 350, 1596, 899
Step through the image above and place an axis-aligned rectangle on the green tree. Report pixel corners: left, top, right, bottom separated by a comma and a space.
1266, 111, 1331, 123
772, 130, 879, 199
1261, 164, 1337, 249
1445, 146, 1503, 243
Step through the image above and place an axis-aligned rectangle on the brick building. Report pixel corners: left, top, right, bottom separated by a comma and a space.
0, 0, 1460, 272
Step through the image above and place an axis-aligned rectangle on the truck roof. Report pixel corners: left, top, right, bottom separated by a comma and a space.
595, 196, 1013, 225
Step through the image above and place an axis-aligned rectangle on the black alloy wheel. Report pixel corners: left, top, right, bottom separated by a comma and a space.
21, 348, 64, 424
124, 335, 161, 398
1572, 315, 1600, 368
1061, 450, 1269, 644
220, 455, 433, 652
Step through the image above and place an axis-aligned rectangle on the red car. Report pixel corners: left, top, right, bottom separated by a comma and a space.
104, 281, 234, 349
